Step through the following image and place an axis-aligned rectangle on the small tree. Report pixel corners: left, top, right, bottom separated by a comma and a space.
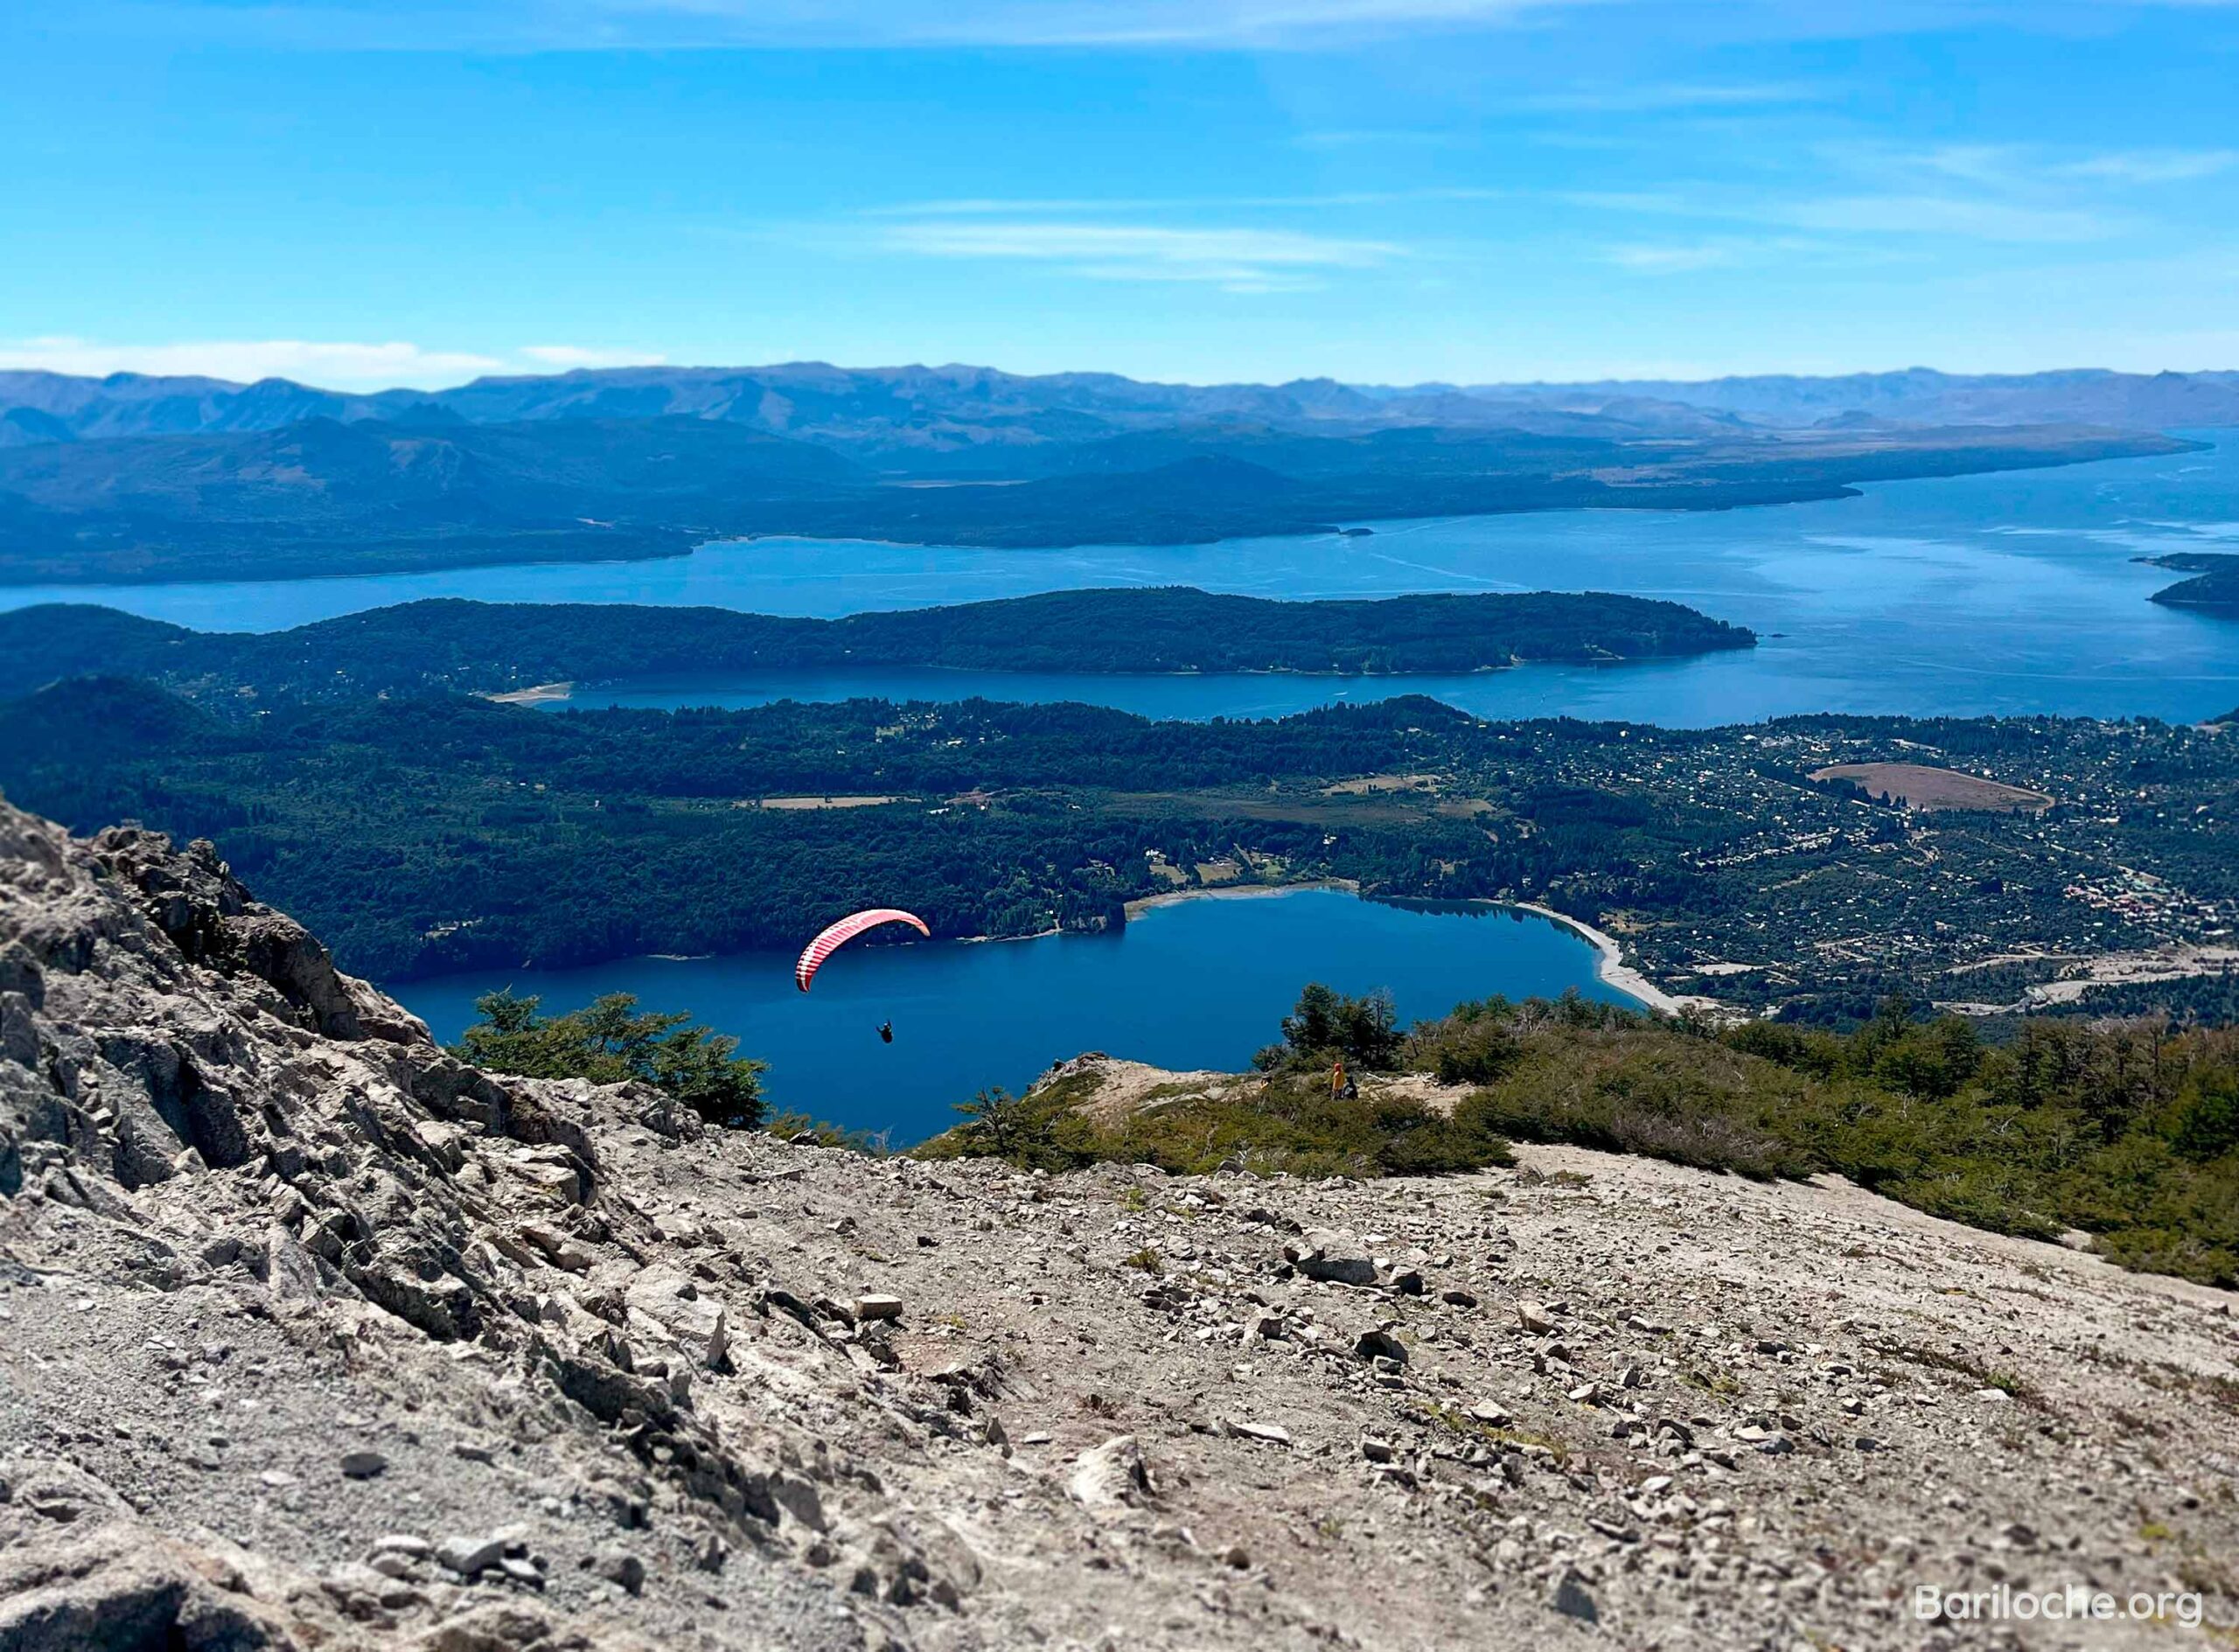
452, 989, 766, 1128
1263, 983, 1405, 1071
953, 1086, 1032, 1157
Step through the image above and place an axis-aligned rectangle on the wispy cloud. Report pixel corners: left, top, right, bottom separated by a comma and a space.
865, 187, 1501, 217
1781, 194, 2117, 243
2054, 149, 2239, 185
86, 0, 1594, 52
1517, 80, 1828, 114
67, 0, 2239, 53
873, 221, 1405, 289
1601, 242, 1742, 273
1565, 164, 2134, 246
1599, 233, 1880, 274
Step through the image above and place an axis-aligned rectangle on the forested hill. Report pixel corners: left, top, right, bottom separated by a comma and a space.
0, 588, 1754, 704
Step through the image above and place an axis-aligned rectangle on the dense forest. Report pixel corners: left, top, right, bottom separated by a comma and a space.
0, 588, 1754, 705
1, 674, 2234, 1024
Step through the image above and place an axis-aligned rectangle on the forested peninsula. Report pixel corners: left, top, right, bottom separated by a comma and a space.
2145, 552, 2239, 613
0, 588, 1754, 704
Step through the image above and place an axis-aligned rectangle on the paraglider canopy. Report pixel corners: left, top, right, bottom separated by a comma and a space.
795, 908, 931, 992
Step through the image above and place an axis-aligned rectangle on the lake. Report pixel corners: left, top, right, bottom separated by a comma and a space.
4, 433, 2236, 726
393, 889, 1632, 1145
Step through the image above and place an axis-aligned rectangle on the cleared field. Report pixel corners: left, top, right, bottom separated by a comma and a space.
748, 794, 903, 811
1321, 772, 1440, 796
1810, 762, 2052, 812
1098, 787, 1439, 826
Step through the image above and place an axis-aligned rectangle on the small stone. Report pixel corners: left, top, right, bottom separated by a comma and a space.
499, 1558, 546, 1588
1386, 1269, 1426, 1296
1226, 1421, 1293, 1446
1468, 1402, 1512, 1427
453, 1440, 498, 1464
1241, 1308, 1286, 1343
852, 1293, 904, 1323
1070, 1435, 1156, 1509
1566, 1382, 1601, 1405
436, 1535, 506, 1577
1440, 1288, 1479, 1309
1220, 1544, 1250, 1570
258, 1470, 298, 1489
1361, 1436, 1396, 1463
372, 1535, 433, 1559
1286, 1229, 1378, 1286
1552, 1572, 1599, 1623
596, 1552, 647, 1595
1517, 1300, 1556, 1335
1354, 1328, 1408, 1365
338, 1450, 388, 1481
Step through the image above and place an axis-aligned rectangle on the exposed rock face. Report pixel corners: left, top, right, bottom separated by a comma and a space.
2, 798, 2236, 1650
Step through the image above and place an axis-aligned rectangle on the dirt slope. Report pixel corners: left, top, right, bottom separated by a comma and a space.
1, 802, 2235, 1650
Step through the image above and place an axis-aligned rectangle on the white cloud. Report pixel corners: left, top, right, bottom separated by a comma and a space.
0, 336, 507, 389
875, 221, 1403, 289
0, 338, 667, 390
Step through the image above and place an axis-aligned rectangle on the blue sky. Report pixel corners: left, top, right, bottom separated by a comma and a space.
3, 1, 2236, 387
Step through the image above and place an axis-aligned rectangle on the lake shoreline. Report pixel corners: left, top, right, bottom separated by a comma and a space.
1122, 879, 1361, 919
1116, 881, 1702, 1018
511, 643, 1749, 708
1504, 903, 1709, 1017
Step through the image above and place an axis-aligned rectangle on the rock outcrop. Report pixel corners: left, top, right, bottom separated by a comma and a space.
2, 799, 2236, 1649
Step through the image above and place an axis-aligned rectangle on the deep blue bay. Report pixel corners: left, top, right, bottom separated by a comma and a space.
394, 891, 1631, 1146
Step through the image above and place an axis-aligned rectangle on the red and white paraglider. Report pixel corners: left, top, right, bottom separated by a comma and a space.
795, 910, 930, 1041
797, 907, 930, 1039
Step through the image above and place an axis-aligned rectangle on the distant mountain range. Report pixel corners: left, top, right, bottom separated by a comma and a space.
0, 361, 2216, 585
0, 410, 2185, 585
3, 362, 2236, 455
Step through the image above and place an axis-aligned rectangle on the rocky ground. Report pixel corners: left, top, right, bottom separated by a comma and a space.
3, 798, 2237, 1651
